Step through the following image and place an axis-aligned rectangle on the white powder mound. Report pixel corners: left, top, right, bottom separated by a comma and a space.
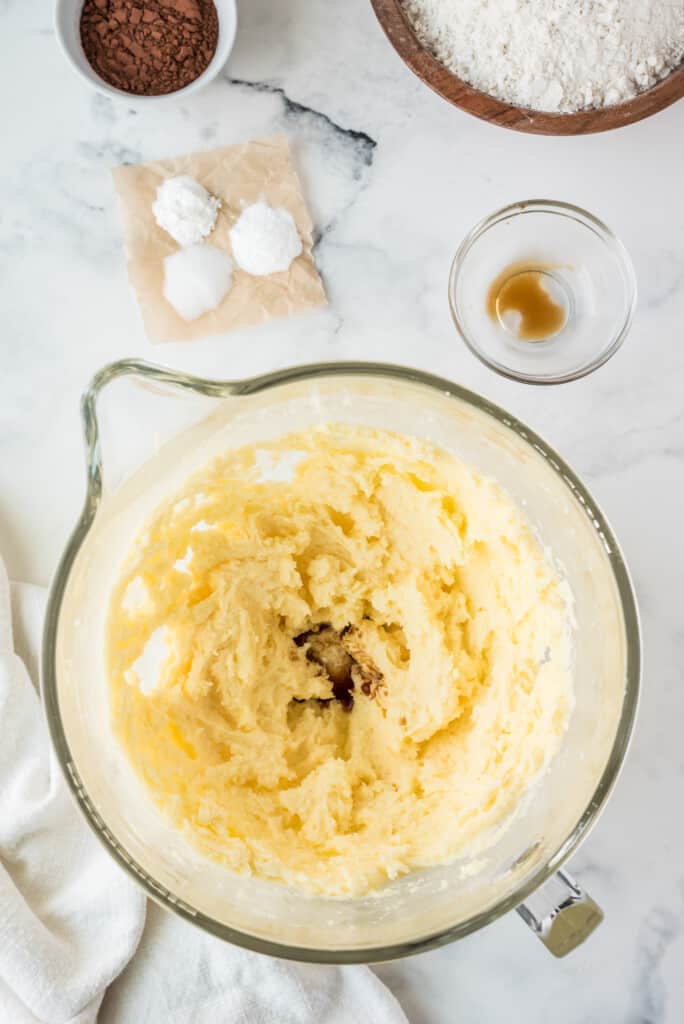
153, 175, 220, 247
403, 0, 684, 113
163, 244, 233, 321
229, 201, 303, 276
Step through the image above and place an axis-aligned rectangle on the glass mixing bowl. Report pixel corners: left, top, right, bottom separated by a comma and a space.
42, 360, 640, 962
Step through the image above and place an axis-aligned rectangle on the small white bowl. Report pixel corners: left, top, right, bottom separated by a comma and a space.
55, 0, 237, 102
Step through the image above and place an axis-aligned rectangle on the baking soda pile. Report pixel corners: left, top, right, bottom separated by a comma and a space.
153, 176, 220, 247
403, 0, 684, 112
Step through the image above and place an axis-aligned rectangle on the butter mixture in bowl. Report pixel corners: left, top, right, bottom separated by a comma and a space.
107, 425, 573, 897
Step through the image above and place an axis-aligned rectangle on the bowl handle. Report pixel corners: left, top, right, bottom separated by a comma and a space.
516, 869, 603, 957
80, 358, 244, 503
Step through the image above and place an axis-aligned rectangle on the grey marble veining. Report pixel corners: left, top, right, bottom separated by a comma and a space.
2, 0, 684, 1020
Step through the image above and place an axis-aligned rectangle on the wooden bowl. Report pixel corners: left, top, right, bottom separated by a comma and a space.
370, 0, 684, 135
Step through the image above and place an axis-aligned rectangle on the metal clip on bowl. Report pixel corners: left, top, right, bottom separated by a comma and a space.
517, 869, 603, 956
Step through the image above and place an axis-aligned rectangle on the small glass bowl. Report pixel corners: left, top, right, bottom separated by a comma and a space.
448, 200, 637, 385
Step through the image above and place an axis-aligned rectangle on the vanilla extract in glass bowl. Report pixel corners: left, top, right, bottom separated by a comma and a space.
486, 261, 571, 343
449, 200, 637, 384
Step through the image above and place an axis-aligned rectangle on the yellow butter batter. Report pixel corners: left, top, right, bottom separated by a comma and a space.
107, 425, 573, 897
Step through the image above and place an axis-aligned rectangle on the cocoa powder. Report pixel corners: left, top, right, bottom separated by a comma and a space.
80, 0, 219, 96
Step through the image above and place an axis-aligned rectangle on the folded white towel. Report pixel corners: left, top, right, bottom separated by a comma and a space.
102, 905, 408, 1024
0, 558, 146, 1024
0, 557, 408, 1024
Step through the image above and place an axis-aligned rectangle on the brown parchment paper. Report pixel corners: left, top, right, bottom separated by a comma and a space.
112, 135, 327, 343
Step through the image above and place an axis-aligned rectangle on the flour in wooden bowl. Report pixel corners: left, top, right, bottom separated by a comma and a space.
403, 0, 684, 113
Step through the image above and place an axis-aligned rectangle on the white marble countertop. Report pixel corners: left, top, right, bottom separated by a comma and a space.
3, 0, 684, 1020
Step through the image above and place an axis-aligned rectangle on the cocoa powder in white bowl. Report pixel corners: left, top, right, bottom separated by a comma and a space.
55, 0, 237, 101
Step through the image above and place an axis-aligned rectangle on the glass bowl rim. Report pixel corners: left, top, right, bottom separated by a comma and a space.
41, 358, 641, 963
448, 199, 638, 385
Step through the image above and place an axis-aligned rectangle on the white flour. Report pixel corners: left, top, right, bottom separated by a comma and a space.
403, 0, 684, 112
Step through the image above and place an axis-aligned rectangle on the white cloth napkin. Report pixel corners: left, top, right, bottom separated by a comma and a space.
0, 557, 408, 1024
0, 558, 146, 1024
101, 905, 408, 1023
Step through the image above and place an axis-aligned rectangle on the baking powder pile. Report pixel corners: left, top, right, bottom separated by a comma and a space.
229, 202, 303, 276
403, 0, 684, 112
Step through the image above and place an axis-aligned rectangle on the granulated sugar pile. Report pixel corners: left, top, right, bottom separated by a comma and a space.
403, 0, 684, 112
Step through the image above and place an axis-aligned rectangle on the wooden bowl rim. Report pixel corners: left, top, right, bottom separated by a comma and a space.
370, 0, 684, 135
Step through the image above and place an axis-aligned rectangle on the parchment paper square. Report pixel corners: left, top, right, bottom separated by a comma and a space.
112, 135, 327, 343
